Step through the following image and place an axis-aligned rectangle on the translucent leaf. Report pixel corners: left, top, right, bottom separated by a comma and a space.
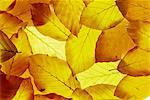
52, 0, 85, 35
12, 78, 34, 100
77, 61, 125, 89
0, 12, 24, 38
0, 30, 17, 62
66, 25, 101, 74
72, 88, 92, 100
81, 0, 123, 30
1, 30, 32, 76
116, 0, 150, 22
29, 54, 77, 98
86, 84, 119, 100
0, 71, 23, 99
34, 93, 70, 100
31, 3, 71, 41
96, 19, 135, 62
115, 75, 150, 99
25, 26, 66, 60
128, 21, 150, 51
8, 0, 32, 24
118, 48, 150, 76
0, 0, 15, 11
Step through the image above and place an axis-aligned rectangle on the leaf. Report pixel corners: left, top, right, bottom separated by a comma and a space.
52, 0, 85, 35
8, 0, 32, 24
115, 75, 150, 99
118, 48, 150, 76
1, 30, 32, 76
72, 88, 92, 100
80, 0, 123, 30
31, 3, 71, 41
127, 21, 150, 51
116, 0, 150, 22
83, 0, 93, 6
86, 84, 119, 100
34, 93, 70, 100
96, 19, 135, 62
12, 78, 34, 100
0, 30, 17, 62
25, 26, 66, 60
0, 0, 15, 11
0, 71, 23, 99
66, 25, 101, 75
29, 54, 77, 98
76, 61, 125, 89
0, 12, 24, 38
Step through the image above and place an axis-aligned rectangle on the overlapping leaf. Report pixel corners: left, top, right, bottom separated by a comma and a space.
31, 3, 71, 41
96, 19, 135, 62
29, 54, 79, 98
77, 61, 125, 89
66, 25, 101, 74
0, 30, 17, 62
81, 0, 123, 30
52, 0, 85, 35
115, 75, 150, 99
116, 0, 150, 22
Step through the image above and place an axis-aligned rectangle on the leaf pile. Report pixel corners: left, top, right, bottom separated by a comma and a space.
0, 0, 150, 100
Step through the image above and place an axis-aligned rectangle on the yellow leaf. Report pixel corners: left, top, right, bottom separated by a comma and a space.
77, 61, 125, 89
0, 0, 15, 11
0, 30, 17, 62
128, 21, 150, 51
29, 54, 77, 98
25, 26, 66, 60
1, 30, 32, 76
81, 0, 123, 30
86, 84, 119, 100
96, 19, 135, 62
116, 0, 150, 22
31, 3, 71, 41
118, 48, 150, 76
52, 0, 85, 35
12, 78, 34, 100
72, 88, 92, 100
66, 25, 101, 74
115, 75, 150, 99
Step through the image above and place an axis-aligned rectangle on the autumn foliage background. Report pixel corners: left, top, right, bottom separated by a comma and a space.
0, 0, 150, 100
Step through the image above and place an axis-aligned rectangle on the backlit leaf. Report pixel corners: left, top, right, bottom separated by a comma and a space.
81, 0, 123, 30
12, 78, 34, 100
25, 26, 66, 60
1, 30, 32, 76
0, 0, 15, 11
0, 71, 23, 99
52, 0, 85, 35
77, 61, 125, 89
0, 12, 24, 38
72, 88, 92, 100
128, 21, 150, 51
66, 25, 101, 74
115, 75, 150, 99
31, 3, 71, 41
118, 48, 150, 76
116, 0, 150, 22
86, 84, 119, 100
96, 19, 135, 62
29, 54, 76, 98
0, 30, 17, 62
